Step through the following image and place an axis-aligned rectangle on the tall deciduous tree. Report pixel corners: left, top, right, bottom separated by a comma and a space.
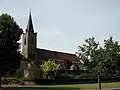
76, 37, 103, 90
0, 13, 23, 86
77, 36, 120, 90
103, 36, 120, 76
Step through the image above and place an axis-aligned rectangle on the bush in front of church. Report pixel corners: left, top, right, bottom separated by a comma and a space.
40, 58, 58, 79
1, 77, 25, 85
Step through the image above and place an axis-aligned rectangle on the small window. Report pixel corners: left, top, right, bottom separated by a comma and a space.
24, 37, 26, 45
31, 37, 34, 44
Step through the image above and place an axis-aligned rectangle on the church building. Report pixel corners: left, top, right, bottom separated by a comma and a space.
21, 11, 83, 78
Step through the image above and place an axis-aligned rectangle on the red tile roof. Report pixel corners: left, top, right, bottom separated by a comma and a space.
36, 48, 80, 63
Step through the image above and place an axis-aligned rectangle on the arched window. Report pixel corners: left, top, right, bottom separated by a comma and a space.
24, 37, 26, 45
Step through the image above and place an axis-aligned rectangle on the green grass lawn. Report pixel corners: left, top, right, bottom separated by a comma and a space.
1, 82, 120, 90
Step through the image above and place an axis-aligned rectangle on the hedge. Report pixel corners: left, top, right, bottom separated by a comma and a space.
35, 76, 120, 85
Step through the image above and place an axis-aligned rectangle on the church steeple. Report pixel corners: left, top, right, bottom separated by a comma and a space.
22, 10, 37, 60
26, 9, 34, 32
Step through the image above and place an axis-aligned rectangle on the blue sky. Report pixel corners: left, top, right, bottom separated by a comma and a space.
0, 0, 120, 54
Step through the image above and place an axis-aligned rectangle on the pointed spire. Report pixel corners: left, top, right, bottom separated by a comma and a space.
26, 9, 34, 32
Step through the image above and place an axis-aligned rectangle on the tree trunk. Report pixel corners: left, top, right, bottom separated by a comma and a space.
98, 74, 101, 90
0, 76, 1, 88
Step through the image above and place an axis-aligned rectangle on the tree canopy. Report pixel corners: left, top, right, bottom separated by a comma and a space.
0, 13, 23, 76
77, 36, 120, 76
40, 58, 58, 79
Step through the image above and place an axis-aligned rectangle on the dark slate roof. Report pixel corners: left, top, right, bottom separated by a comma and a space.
26, 11, 34, 32
36, 48, 80, 62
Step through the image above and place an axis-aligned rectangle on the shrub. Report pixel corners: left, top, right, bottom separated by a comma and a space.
1, 77, 25, 85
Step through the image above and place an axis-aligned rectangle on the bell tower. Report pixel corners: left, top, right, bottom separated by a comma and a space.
22, 10, 37, 60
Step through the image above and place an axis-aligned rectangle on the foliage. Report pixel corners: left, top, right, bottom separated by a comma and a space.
102, 37, 120, 76
0, 13, 23, 76
77, 36, 120, 76
1, 77, 25, 85
76, 37, 100, 72
40, 58, 58, 78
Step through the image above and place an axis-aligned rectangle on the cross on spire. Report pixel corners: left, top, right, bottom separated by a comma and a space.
29, 8, 31, 14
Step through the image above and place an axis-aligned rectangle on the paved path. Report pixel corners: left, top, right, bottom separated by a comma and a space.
2, 85, 120, 90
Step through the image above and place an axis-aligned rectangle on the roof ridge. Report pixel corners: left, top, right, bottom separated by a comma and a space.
36, 48, 76, 56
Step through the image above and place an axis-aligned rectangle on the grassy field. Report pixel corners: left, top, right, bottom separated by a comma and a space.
1, 82, 120, 90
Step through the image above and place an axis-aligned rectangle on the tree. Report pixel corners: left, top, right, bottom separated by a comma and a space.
76, 36, 120, 90
0, 13, 23, 86
76, 37, 103, 90
103, 36, 120, 76
40, 58, 58, 79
